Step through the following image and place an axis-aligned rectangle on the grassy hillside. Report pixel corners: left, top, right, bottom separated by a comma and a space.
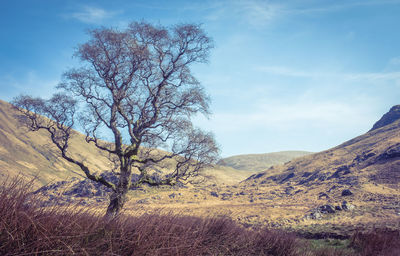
246, 118, 400, 188
217, 151, 313, 172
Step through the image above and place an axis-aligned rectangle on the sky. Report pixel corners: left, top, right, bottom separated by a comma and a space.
1, 0, 400, 157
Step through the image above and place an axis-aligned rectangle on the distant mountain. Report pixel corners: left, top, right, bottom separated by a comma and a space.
246, 105, 400, 189
217, 151, 313, 172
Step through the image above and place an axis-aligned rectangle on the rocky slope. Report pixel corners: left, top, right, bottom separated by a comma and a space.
240, 105, 400, 227
246, 109, 400, 188
370, 104, 400, 131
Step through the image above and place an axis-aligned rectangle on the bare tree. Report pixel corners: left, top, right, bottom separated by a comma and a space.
12, 21, 219, 217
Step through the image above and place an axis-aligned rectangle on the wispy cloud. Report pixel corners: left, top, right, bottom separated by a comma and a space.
194, 92, 378, 156
69, 6, 116, 24
284, 0, 400, 15
257, 65, 400, 82
234, 0, 284, 26
200, 97, 374, 132
202, 0, 284, 27
202, 0, 400, 27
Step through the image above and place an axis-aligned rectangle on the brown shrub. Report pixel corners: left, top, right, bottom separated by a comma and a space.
350, 228, 400, 256
1, 177, 399, 256
0, 177, 300, 255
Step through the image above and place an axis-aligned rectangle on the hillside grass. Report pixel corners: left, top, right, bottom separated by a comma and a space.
1, 177, 400, 255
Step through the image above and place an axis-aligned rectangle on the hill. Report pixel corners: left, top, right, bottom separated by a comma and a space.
246, 109, 400, 188
0, 99, 108, 186
232, 105, 400, 234
217, 151, 313, 171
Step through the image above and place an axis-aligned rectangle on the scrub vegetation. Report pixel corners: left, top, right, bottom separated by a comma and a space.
1, 177, 399, 255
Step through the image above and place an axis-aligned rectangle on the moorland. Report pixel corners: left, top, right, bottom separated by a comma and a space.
0, 99, 399, 255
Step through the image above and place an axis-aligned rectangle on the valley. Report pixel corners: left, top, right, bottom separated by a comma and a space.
0, 98, 399, 242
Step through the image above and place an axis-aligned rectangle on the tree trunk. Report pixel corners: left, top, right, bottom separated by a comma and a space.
106, 189, 127, 218
105, 165, 132, 218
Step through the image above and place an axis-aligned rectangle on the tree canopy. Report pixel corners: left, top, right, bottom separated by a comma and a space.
13, 21, 219, 216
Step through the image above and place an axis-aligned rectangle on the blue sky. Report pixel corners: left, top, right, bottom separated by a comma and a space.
1, 0, 400, 157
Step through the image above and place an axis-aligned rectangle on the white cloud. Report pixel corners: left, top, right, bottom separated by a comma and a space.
70, 6, 116, 24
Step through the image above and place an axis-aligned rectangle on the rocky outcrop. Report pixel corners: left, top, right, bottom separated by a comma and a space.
305, 202, 355, 220
35, 171, 141, 198
210, 191, 219, 197
370, 105, 400, 131
33, 171, 178, 206
341, 189, 353, 196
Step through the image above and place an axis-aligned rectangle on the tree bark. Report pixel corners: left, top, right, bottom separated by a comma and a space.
106, 190, 127, 218
105, 164, 132, 218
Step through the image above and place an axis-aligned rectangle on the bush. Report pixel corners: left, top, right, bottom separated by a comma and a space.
350, 228, 400, 256
0, 177, 300, 255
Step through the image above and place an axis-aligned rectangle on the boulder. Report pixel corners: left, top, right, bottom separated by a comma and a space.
342, 201, 355, 210
309, 211, 322, 220
319, 204, 336, 214
305, 204, 336, 220
318, 192, 329, 199
221, 193, 232, 200
341, 189, 353, 196
210, 191, 219, 197
335, 205, 342, 211
285, 186, 294, 194
136, 198, 150, 204
328, 166, 351, 180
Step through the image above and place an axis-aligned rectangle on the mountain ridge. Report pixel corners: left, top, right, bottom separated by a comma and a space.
370, 104, 400, 131
217, 151, 313, 172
